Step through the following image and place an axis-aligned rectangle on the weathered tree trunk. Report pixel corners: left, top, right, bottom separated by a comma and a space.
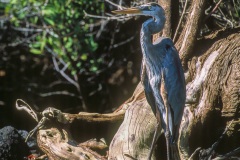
108, 30, 240, 160
158, 0, 172, 37
108, 84, 159, 160
175, 0, 207, 69
179, 30, 240, 159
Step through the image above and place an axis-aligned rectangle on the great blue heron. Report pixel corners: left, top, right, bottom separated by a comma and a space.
113, 3, 186, 160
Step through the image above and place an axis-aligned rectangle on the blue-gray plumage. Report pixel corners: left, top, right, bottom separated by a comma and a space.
113, 3, 186, 160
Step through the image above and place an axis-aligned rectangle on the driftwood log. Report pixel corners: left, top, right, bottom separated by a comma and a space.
16, 0, 240, 159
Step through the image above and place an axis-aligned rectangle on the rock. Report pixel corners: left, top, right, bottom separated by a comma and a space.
0, 126, 30, 160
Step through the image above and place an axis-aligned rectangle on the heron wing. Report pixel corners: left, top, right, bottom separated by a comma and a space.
141, 60, 157, 115
161, 42, 186, 142
163, 46, 185, 124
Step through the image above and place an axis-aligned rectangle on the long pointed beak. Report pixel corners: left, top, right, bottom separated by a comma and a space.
112, 7, 141, 14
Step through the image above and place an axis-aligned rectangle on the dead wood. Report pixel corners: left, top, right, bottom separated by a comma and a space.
108, 98, 159, 160
179, 29, 240, 159
64, 111, 124, 123
175, 0, 207, 69
153, 0, 179, 41
16, 84, 145, 159
158, 0, 172, 38
37, 128, 106, 160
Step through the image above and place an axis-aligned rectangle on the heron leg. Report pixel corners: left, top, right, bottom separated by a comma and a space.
147, 122, 160, 160
160, 71, 171, 160
165, 100, 171, 160
165, 101, 171, 160
165, 129, 171, 160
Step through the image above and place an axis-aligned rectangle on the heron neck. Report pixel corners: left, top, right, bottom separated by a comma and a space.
145, 16, 165, 34
140, 17, 165, 63
140, 19, 153, 58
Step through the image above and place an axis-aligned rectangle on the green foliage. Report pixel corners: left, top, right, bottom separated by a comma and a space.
4, 0, 104, 73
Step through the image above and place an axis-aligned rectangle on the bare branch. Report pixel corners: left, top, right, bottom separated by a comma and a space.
173, 0, 188, 42
51, 56, 79, 90
188, 147, 201, 160
203, 0, 223, 21
11, 26, 43, 32
112, 35, 135, 49
84, 10, 133, 21
39, 91, 81, 99
16, 99, 39, 122
8, 33, 40, 47
105, 0, 127, 9
213, 147, 240, 160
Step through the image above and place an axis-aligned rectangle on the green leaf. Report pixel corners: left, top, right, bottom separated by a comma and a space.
30, 48, 42, 55
81, 54, 87, 61
5, 0, 105, 74
90, 40, 98, 52
32, 17, 38, 23
42, 8, 55, 16
31, 42, 41, 48
90, 66, 98, 72
71, 70, 77, 75
40, 39, 46, 52
48, 37, 53, 45
11, 0, 17, 4
44, 17, 55, 25
76, 62, 81, 67
65, 38, 73, 48
18, 12, 25, 19
5, 5, 11, 14
40, 32, 47, 51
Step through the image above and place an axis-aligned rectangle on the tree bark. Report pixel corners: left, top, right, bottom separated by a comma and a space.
158, 0, 172, 37
37, 128, 107, 160
108, 84, 159, 160
179, 29, 240, 159
108, 29, 240, 160
175, 0, 207, 69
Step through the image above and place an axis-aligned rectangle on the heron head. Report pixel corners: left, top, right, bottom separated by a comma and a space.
112, 3, 165, 19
